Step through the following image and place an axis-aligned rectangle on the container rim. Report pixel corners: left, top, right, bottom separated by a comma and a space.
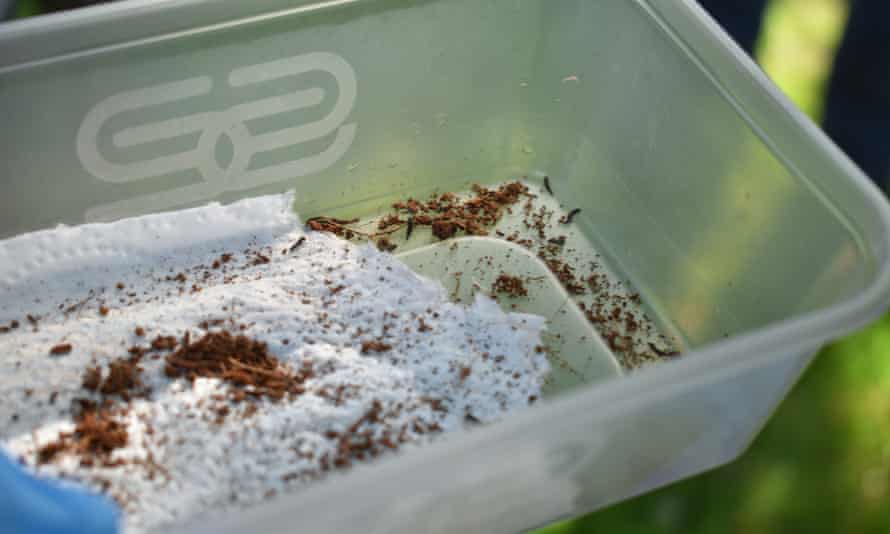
0, 0, 362, 71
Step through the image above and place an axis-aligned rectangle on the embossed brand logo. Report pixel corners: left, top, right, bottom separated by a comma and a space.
77, 52, 357, 221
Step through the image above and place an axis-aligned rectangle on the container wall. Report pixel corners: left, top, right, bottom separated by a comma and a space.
0, 0, 545, 236
0, 0, 872, 343
519, 0, 873, 347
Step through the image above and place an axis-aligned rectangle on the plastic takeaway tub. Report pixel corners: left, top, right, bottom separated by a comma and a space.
1, 1, 890, 532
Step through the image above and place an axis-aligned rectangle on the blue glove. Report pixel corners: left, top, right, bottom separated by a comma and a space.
0, 451, 120, 534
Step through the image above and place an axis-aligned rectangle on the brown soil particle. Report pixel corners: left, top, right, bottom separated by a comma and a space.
251, 253, 271, 266
417, 317, 433, 333
459, 366, 472, 382
376, 237, 397, 253
431, 220, 458, 240
150, 336, 178, 351
82, 366, 102, 391
134, 327, 146, 337
49, 343, 73, 356
492, 273, 528, 297
242, 403, 259, 418
378, 214, 403, 232
36, 441, 66, 464
100, 359, 144, 398
328, 284, 346, 295
198, 319, 226, 330
215, 405, 230, 423
0, 319, 19, 334
360, 341, 392, 354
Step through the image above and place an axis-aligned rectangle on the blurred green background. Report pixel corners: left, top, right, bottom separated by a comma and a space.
543, 0, 890, 532
11, 0, 890, 532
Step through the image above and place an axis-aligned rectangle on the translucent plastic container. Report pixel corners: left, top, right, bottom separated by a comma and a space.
2, 1, 890, 532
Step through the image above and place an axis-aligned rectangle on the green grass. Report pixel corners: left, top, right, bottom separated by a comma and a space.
758, 0, 848, 120
14, 0, 41, 18
547, 0, 890, 532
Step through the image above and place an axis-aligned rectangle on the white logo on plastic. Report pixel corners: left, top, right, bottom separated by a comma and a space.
77, 52, 357, 221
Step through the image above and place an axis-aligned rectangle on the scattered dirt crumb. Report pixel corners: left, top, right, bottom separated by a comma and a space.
49, 343, 72, 356
82, 366, 102, 391
150, 336, 178, 351
360, 341, 392, 354
492, 273, 528, 297
376, 238, 397, 253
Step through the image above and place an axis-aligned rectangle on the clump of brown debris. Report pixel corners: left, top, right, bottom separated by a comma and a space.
301, 178, 681, 368
305, 182, 531, 252
37, 401, 129, 468
164, 330, 312, 402
38, 326, 314, 470
38, 336, 169, 467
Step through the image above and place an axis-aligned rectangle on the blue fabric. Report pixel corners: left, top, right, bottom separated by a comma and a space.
0, 452, 120, 534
